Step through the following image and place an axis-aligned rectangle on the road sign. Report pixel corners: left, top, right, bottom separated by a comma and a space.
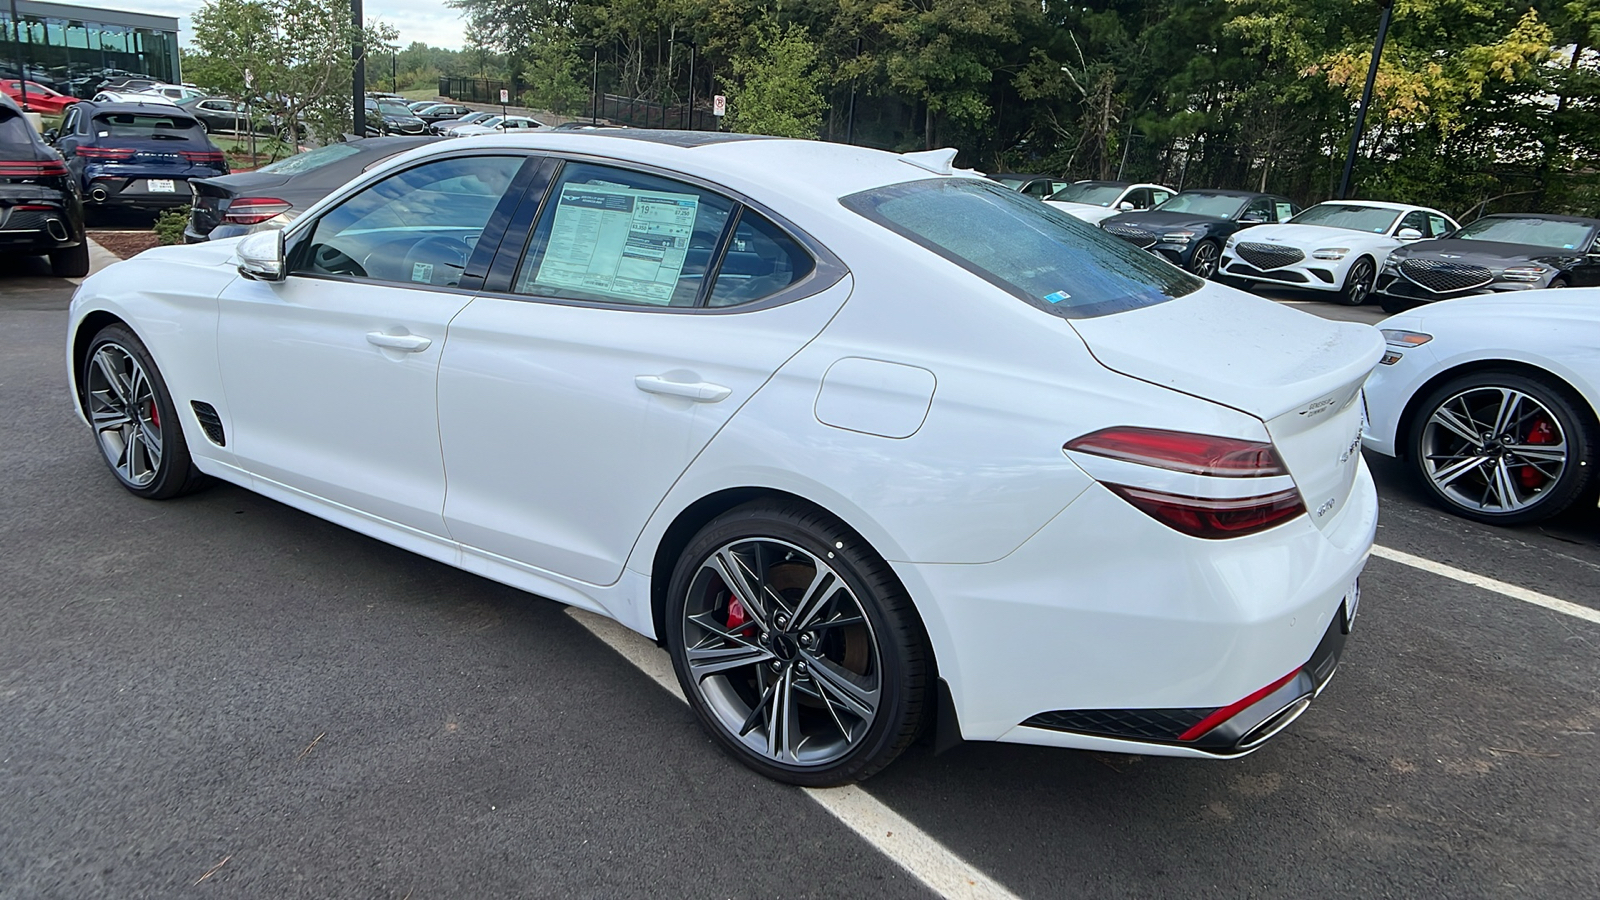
499, 89, 509, 104
712, 95, 726, 117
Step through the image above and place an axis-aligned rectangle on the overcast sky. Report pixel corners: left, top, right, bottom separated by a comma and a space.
116, 0, 471, 52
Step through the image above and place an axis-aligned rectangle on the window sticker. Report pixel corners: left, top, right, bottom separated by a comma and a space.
1045, 290, 1072, 303
532, 183, 699, 305
1275, 202, 1295, 222
412, 262, 434, 283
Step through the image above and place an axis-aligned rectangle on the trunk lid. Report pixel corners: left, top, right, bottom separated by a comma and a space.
1069, 284, 1383, 531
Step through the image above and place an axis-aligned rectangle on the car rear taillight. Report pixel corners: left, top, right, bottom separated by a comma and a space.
77, 147, 136, 160
0, 160, 68, 177
1103, 484, 1305, 539
1064, 427, 1289, 477
222, 197, 292, 225
181, 150, 225, 165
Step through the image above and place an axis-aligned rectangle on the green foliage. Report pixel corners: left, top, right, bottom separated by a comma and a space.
725, 23, 828, 138
518, 30, 589, 115
441, 0, 1600, 213
153, 207, 190, 246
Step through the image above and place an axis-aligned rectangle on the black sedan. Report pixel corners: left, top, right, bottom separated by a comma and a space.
413, 102, 474, 125
0, 93, 87, 275
1100, 189, 1300, 278
365, 98, 428, 135
184, 135, 438, 243
1375, 214, 1600, 313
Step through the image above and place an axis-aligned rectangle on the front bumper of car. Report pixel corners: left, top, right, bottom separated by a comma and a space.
1220, 249, 1348, 291
900, 458, 1376, 756
1373, 263, 1561, 306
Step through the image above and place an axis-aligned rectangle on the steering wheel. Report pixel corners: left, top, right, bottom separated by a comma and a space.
311, 243, 366, 278
398, 235, 473, 287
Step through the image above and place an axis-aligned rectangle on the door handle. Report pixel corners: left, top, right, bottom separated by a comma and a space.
366, 332, 432, 352
635, 375, 731, 403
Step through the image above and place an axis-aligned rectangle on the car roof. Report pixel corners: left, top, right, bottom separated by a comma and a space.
1476, 212, 1600, 225
82, 100, 200, 118
1175, 189, 1276, 198
1307, 199, 1429, 212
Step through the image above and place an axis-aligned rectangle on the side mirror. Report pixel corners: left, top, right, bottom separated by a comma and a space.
236, 229, 286, 282
1118, 201, 1135, 211
1396, 227, 1424, 241
43, 128, 57, 143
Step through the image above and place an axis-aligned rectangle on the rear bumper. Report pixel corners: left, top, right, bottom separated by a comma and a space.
899, 458, 1377, 753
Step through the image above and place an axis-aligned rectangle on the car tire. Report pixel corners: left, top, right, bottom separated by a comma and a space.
1337, 257, 1376, 305
50, 240, 90, 278
1187, 239, 1221, 279
665, 499, 930, 786
82, 324, 208, 500
1548, 277, 1569, 289
1406, 370, 1597, 525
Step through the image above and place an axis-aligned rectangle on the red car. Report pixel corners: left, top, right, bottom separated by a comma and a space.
1, 80, 79, 116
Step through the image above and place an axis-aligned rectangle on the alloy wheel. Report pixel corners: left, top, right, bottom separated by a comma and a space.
1420, 385, 1567, 515
1190, 241, 1219, 279
680, 537, 883, 768
1342, 258, 1374, 305
85, 343, 163, 488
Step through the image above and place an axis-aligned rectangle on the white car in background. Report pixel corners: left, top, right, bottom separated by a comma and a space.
1220, 200, 1458, 305
1045, 180, 1175, 225
447, 115, 545, 136
1363, 289, 1599, 524
89, 91, 179, 107
67, 133, 1380, 785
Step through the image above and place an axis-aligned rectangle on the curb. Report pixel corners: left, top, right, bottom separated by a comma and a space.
70, 238, 123, 285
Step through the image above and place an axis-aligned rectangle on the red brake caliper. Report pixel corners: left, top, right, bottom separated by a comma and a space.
149, 401, 159, 428
1519, 418, 1555, 489
726, 594, 749, 632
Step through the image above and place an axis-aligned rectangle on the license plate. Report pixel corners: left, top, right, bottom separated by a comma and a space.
1343, 579, 1361, 633
147, 179, 176, 193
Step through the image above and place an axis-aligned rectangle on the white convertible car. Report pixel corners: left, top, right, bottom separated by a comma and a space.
1363, 289, 1599, 525
1220, 200, 1458, 305
67, 132, 1381, 784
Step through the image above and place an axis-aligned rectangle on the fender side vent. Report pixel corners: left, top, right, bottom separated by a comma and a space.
190, 401, 226, 446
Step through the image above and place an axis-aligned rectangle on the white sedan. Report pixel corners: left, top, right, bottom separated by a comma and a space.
448, 115, 545, 136
1363, 289, 1599, 524
67, 132, 1380, 785
1045, 180, 1175, 225
1221, 200, 1458, 305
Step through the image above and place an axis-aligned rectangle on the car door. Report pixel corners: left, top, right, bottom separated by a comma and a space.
214, 152, 535, 537
436, 158, 851, 585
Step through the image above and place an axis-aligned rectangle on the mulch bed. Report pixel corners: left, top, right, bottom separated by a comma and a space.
91, 231, 164, 259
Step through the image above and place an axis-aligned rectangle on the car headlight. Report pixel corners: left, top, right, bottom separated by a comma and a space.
1381, 257, 1401, 271
1163, 230, 1196, 244
1501, 265, 1552, 282
1312, 248, 1349, 260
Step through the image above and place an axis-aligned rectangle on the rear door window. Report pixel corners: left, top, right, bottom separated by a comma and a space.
512, 161, 734, 307
843, 177, 1198, 319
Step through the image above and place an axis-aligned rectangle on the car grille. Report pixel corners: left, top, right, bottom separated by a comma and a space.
1398, 258, 1493, 293
0, 209, 48, 232
1104, 223, 1159, 249
1235, 242, 1305, 270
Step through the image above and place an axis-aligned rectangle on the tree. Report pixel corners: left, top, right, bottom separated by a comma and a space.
188, 0, 397, 145
725, 22, 828, 138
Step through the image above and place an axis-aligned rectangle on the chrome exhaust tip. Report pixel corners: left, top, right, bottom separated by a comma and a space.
1236, 695, 1313, 751
45, 218, 69, 241
89, 187, 109, 202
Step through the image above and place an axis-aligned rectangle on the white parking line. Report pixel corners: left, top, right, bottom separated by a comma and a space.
1372, 544, 1600, 626
565, 608, 1024, 900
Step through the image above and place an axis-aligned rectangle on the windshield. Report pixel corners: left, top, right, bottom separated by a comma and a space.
478, 117, 505, 128
1289, 203, 1401, 234
1153, 193, 1248, 218
1047, 183, 1124, 206
378, 102, 413, 117
92, 113, 203, 140
1455, 217, 1595, 251
843, 178, 1198, 319
257, 142, 363, 175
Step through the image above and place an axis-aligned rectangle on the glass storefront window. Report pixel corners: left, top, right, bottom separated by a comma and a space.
1, 6, 180, 98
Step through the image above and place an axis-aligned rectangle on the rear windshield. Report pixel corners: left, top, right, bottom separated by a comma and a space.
0, 110, 36, 145
1048, 183, 1123, 205
1153, 193, 1247, 218
93, 113, 203, 140
1289, 203, 1401, 234
843, 178, 1198, 319
1456, 217, 1596, 251
257, 142, 363, 175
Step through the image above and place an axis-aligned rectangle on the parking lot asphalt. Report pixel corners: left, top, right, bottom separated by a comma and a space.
3, 265, 1597, 899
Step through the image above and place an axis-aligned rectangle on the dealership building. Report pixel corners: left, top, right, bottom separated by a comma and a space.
1, 0, 181, 97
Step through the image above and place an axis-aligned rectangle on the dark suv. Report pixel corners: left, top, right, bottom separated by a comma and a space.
48, 100, 228, 214
0, 93, 87, 276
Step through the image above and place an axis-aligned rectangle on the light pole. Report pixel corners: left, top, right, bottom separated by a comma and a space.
1338, 0, 1394, 200
9, 0, 29, 112
351, 0, 365, 136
